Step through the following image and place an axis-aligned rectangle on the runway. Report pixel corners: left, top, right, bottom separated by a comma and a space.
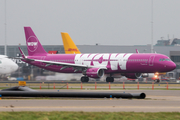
0, 99, 180, 112
0, 90, 180, 112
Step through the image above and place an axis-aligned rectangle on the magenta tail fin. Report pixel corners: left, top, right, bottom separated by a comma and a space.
24, 27, 47, 56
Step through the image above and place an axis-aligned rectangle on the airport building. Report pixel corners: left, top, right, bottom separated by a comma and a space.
1, 39, 180, 81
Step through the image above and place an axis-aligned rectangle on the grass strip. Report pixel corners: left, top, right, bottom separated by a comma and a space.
0, 112, 180, 120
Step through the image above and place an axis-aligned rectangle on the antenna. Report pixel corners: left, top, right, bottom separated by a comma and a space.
4, 0, 7, 55
151, 0, 154, 53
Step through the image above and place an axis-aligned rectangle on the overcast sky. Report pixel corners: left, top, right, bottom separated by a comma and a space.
0, 0, 180, 46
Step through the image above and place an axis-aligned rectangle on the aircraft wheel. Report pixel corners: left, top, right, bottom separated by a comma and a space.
106, 77, 110, 82
85, 77, 89, 82
106, 77, 114, 82
156, 79, 160, 83
81, 77, 89, 83
81, 77, 85, 83
110, 77, 114, 82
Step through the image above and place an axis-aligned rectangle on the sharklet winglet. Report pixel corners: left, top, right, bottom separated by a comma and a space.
136, 49, 139, 53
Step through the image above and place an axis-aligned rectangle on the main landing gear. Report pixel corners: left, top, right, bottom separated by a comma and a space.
81, 76, 89, 83
106, 77, 114, 83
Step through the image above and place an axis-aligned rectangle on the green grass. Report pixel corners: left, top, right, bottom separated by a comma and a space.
0, 112, 180, 120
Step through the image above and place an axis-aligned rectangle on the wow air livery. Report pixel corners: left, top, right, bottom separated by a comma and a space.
61, 33, 163, 82
19, 27, 176, 82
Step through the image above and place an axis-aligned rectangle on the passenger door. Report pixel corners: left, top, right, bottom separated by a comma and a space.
149, 55, 155, 66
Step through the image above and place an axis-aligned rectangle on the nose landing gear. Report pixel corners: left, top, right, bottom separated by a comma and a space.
156, 79, 160, 83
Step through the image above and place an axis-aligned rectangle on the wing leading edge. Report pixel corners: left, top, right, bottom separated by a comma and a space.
19, 47, 107, 72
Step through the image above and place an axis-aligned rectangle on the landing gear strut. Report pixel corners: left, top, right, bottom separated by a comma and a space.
156, 79, 160, 83
81, 76, 89, 83
106, 77, 114, 83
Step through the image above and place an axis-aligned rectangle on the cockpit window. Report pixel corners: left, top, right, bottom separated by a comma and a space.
159, 58, 171, 61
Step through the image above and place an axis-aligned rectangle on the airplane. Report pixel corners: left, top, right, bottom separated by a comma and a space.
0, 55, 18, 74
60, 32, 164, 82
18, 27, 176, 83
61, 32, 81, 54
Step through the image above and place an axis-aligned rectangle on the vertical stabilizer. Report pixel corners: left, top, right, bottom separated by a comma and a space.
24, 27, 47, 56
61, 32, 81, 54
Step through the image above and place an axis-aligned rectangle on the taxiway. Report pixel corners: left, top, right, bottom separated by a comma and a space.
0, 90, 180, 112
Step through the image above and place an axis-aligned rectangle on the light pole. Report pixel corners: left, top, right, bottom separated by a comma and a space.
151, 0, 154, 53
4, 0, 7, 55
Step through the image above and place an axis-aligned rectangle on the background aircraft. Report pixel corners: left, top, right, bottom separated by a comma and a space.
0, 55, 18, 74
61, 32, 81, 54
19, 27, 176, 83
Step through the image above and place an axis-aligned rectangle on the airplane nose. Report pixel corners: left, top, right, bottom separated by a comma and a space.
172, 62, 176, 70
166, 62, 176, 71
12, 63, 19, 72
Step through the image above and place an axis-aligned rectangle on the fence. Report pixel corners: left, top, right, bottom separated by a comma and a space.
0, 82, 179, 90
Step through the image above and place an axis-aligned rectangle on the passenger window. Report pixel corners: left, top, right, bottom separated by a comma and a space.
0, 60, 1, 64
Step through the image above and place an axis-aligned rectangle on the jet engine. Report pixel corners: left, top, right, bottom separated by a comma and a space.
123, 73, 142, 79
141, 73, 155, 78
85, 68, 104, 78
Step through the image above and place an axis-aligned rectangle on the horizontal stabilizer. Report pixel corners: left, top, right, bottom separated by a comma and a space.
18, 47, 26, 59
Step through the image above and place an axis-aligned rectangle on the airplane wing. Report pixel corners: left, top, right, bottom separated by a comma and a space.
22, 58, 107, 71
18, 47, 107, 71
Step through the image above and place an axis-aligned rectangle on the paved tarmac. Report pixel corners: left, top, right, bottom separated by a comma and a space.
0, 90, 180, 112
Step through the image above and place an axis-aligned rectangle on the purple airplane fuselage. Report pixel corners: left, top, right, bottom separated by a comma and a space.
19, 27, 176, 81
24, 53, 175, 74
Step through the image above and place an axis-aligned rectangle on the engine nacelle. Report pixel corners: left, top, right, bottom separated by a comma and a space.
141, 73, 155, 78
85, 68, 104, 78
123, 73, 142, 79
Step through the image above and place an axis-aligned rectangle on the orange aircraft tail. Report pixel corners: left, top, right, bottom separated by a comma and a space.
61, 32, 81, 54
